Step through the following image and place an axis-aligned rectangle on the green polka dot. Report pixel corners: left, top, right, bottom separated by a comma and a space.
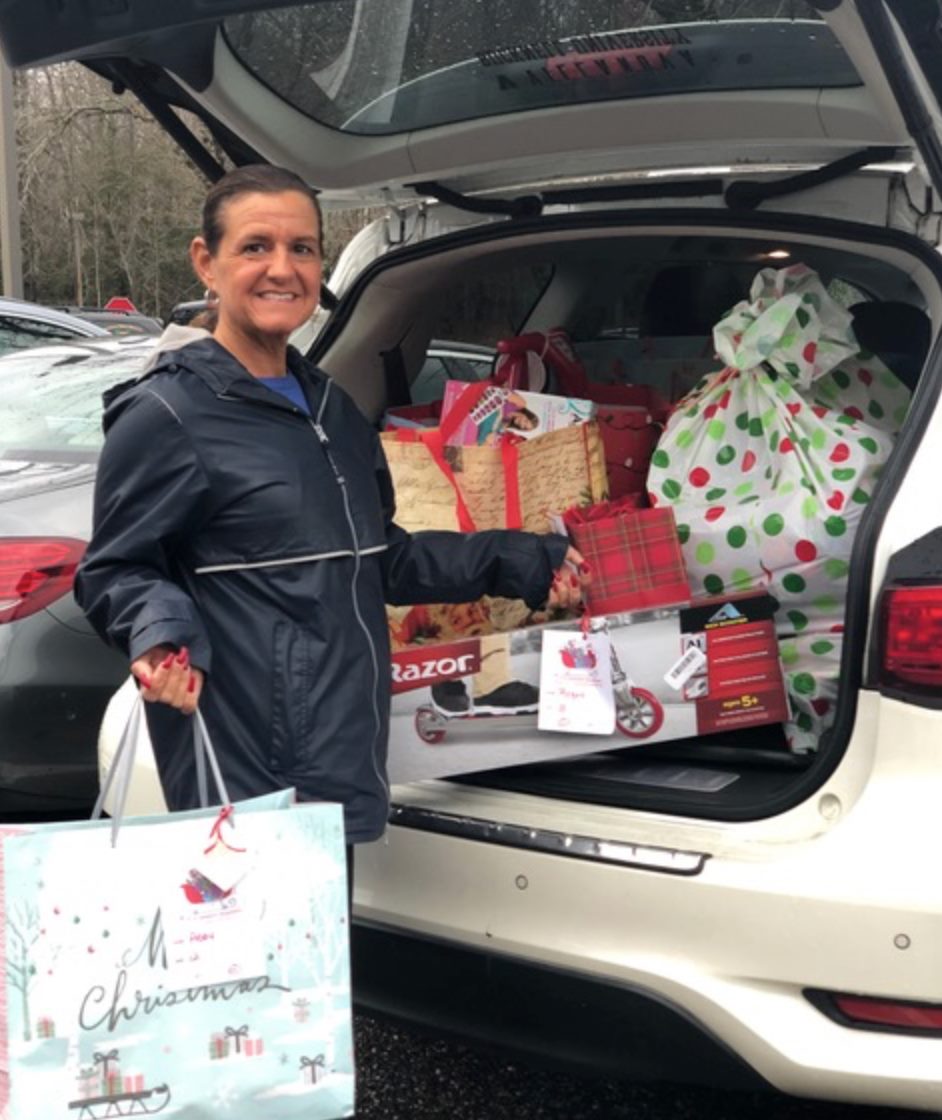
792, 672, 816, 696
705, 487, 727, 501
832, 468, 855, 482
740, 494, 761, 504
736, 411, 749, 431
782, 573, 806, 594
796, 711, 814, 731
761, 408, 776, 430
778, 481, 795, 496
832, 369, 850, 389
716, 445, 736, 466
676, 523, 691, 544
768, 432, 779, 453
685, 406, 699, 418
825, 516, 846, 537
764, 466, 774, 481
726, 526, 747, 549
652, 449, 670, 468
835, 413, 855, 426
859, 436, 878, 454
787, 609, 809, 632
706, 420, 726, 441
748, 417, 764, 438
868, 400, 885, 420
676, 429, 694, 449
824, 558, 849, 580
734, 481, 754, 496
811, 640, 835, 656
731, 567, 752, 589
852, 488, 869, 505
809, 430, 826, 451
696, 542, 716, 565
817, 381, 837, 400
703, 574, 724, 595
880, 370, 900, 389
779, 332, 796, 351
763, 513, 785, 537
663, 479, 681, 500
813, 595, 840, 612
801, 497, 819, 520
780, 642, 800, 666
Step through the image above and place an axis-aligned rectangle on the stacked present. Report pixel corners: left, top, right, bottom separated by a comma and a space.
300, 1054, 326, 1084
93, 1049, 121, 1096
77, 1066, 100, 1100
208, 1032, 229, 1060
243, 1036, 264, 1058
123, 1073, 145, 1094
293, 997, 311, 1024
647, 264, 910, 751
35, 1016, 55, 1039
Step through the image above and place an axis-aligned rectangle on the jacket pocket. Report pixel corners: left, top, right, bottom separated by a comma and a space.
270, 620, 317, 771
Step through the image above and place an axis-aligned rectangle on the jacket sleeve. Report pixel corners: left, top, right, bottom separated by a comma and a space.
74, 387, 214, 671
373, 434, 569, 608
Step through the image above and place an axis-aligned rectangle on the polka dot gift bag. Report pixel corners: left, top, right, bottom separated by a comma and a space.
648, 263, 910, 751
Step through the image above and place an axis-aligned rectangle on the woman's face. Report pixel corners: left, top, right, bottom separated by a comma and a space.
190, 190, 322, 347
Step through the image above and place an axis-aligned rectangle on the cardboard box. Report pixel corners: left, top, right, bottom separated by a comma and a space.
387, 590, 788, 783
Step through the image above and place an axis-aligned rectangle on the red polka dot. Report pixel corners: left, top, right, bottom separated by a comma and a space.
830, 623, 844, 633
87, 947, 95, 954
858, 368, 872, 386
829, 443, 850, 464
718, 390, 732, 410
689, 467, 710, 487
844, 406, 864, 421
780, 437, 794, 453
741, 450, 757, 472
649, 492, 659, 507
705, 506, 726, 522
795, 539, 817, 562
812, 406, 828, 419
786, 402, 802, 417
802, 341, 817, 363
827, 492, 845, 511
811, 698, 830, 716
703, 404, 718, 419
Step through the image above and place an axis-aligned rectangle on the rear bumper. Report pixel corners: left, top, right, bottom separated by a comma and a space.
351, 919, 769, 1090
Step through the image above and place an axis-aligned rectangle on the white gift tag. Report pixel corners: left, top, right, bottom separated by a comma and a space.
160, 812, 267, 987
539, 629, 616, 735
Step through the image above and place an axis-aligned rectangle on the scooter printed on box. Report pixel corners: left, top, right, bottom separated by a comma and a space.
387, 590, 787, 785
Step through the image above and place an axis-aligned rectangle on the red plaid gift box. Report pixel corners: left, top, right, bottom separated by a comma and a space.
563, 499, 690, 616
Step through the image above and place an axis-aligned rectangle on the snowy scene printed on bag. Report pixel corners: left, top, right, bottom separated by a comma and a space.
647, 263, 910, 751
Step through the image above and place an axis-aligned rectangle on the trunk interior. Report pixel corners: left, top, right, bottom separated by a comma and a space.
317, 205, 941, 823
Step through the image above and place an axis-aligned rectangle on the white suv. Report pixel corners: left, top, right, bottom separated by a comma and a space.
15, 1, 942, 1111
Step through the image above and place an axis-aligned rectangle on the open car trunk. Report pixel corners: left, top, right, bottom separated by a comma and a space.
314, 196, 941, 824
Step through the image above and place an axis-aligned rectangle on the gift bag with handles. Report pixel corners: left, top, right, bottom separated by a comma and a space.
2, 698, 355, 1120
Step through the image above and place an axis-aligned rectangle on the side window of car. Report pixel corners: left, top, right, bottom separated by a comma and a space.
412, 263, 552, 402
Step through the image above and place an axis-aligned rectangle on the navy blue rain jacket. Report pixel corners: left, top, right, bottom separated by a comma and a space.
75, 338, 567, 841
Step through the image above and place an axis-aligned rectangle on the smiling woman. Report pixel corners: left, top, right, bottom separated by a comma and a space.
73, 162, 584, 851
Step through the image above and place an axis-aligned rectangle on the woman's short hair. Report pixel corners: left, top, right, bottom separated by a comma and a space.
201, 164, 324, 255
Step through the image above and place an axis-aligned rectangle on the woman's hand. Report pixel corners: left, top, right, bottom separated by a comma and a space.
547, 546, 591, 611
131, 645, 204, 715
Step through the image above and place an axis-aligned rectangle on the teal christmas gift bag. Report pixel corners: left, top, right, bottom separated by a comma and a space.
1, 702, 355, 1119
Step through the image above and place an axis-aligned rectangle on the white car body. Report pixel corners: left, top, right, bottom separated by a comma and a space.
13, 1, 942, 1110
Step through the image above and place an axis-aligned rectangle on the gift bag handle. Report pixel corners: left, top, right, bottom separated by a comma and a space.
92, 690, 232, 844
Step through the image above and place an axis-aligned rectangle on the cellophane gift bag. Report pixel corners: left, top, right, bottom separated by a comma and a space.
647, 263, 911, 751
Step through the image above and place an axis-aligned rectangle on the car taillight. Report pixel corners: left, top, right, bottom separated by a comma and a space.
0, 538, 86, 624
808, 990, 942, 1036
879, 584, 942, 690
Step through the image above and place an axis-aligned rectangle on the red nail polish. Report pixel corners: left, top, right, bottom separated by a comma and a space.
187, 674, 196, 693
139, 674, 152, 689
579, 562, 592, 574
569, 574, 579, 588
176, 648, 189, 666
160, 653, 174, 669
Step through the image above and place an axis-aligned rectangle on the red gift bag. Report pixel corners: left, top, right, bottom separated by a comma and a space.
563, 498, 691, 616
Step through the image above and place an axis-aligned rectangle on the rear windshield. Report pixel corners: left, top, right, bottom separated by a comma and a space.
225, 1, 860, 136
